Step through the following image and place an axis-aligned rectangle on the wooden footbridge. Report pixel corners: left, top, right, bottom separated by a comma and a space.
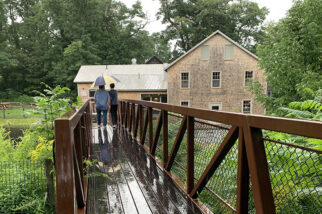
54, 99, 322, 214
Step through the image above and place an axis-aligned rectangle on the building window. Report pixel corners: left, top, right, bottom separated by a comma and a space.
224, 44, 233, 60
181, 72, 189, 88
242, 100, 251, 113
244, 70, 253, 86
209, 103, 222, 111
180, 100, 189, 107
267, 85, 272, 97
201, 45, 209, 60
89, 90, 95, 97
212, 71, 221, 88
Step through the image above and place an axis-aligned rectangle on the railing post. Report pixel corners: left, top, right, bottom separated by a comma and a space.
162, 110, 168, 168
187, 116, 194, 194
139, 104, 143, 142
134, 104, 140, 138
148, 107, 153, 152
236, 127, 249, 214
243, 126, 275, 214
55, 119, 75, 214
74, 123, 84, 187
127, 102, 130, 129
131, 103, 135, 135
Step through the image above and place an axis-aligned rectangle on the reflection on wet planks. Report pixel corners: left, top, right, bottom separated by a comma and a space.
87, 126, 202, 214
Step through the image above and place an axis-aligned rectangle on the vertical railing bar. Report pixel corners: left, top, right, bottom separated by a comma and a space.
131, 103, 136, 135
243, 127, 276, 213
74, 123, 84, 188
129, 103, 133, 132
134, 104, 140, 138
162, 110, 168, 168
73, 143, 85, 208
127, 102, 130, 130
148, 107, 153, 152
187, 116, 194, 194
124, 102, 128, 128
166, 116, 187, 171
140, 108, 149, 145
236, 127, 249, 213
151, 112, 163, 155
139, 104, 143, 142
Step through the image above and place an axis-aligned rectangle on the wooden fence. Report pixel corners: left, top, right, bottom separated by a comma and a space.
54, 100, 92, 214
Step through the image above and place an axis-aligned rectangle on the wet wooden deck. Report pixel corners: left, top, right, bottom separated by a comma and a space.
86, 126, 203, 214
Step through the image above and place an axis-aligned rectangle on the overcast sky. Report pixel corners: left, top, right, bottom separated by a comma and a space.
119, 0, 294, 34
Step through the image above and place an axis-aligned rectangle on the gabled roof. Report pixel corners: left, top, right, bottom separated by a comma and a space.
74, 64, 168, 91
145, 56, 163, 64
165, 30, 258, 71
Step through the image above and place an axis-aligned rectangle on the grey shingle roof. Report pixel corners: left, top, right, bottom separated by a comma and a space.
74, 64, 168, 91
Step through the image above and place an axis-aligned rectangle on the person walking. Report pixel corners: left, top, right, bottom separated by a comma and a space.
109, 83, 118, 129
94, 85, 110, 128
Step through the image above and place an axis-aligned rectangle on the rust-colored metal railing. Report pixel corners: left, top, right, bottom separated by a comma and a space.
119, 100, 322, 214
54, 100, 93, 214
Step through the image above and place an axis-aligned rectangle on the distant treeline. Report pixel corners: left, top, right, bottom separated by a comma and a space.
0, 0, 270, 99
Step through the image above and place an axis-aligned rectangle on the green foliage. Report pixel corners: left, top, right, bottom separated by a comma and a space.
0, 161, 51, 213
32, 84, 72, 141
0, 0, 172, 99
157, 0, 268, 53
0, 128, 14, 161
276, 90, 322, 121
257, 0, 322, 106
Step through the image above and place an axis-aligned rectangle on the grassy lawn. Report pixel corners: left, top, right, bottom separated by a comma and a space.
0, 108, 41, 120
0, 118, 40, 127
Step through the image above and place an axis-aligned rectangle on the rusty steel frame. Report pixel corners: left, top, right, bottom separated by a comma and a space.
118, 99, 322, 214
55, 100, 93, 214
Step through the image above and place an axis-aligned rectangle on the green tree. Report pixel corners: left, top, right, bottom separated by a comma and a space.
256, 0, 322, 107
157, 0, 268, 53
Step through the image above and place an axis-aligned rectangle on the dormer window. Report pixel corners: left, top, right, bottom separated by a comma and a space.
201, 45, 209, 60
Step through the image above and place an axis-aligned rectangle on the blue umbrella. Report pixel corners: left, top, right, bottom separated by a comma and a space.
94, 76, 106, 86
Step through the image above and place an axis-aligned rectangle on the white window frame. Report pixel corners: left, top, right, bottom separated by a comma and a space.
224, 44, 234, 60
244, 70, 254, 87
200, 45, 210, 60
180, 100, 190, 107
209, 102, 222, 111
211, 71, 221, 88
180, 72, 190, 89
242, 99, 252, 114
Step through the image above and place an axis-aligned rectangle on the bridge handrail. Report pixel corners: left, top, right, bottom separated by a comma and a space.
119, 99, 322, 214
54, 99, 93, 214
